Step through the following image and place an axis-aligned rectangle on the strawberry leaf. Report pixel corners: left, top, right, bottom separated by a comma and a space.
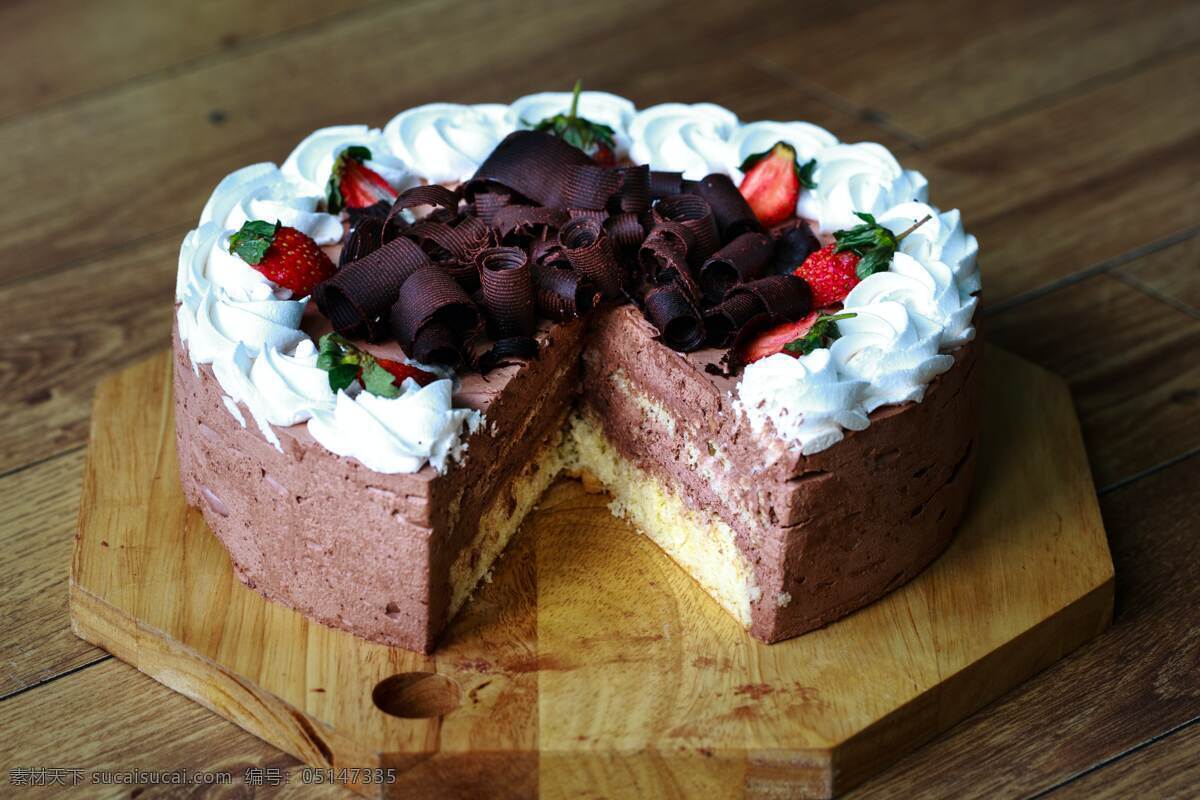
797, 158, 817, 189
782, 313, 856, 356
832, 212, 902, 279
529, 80, 615, 157
327, 363, 359, 393
361, 361, 401, 398
228, 220, 280, 265
325, 146, 374, 213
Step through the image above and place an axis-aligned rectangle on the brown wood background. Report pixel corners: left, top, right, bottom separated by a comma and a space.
0, 0, 1196, 796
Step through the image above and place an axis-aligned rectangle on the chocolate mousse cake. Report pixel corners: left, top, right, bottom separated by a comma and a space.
174, 84, 981, 652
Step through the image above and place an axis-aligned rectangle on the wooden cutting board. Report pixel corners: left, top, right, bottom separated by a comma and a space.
70, 346, 1113, 799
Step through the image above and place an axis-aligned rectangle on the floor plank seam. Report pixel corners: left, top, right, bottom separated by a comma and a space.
0, 654, 112, 705
738, 54, 926, 151
1030, 714, 1200, 798
1107, 270, 1200, 320
0, 0, 400, 131
982, 225, 1200, 317
1097, 447, 1200, 497
920, 41, 1200, 151
0, 444, 86, 482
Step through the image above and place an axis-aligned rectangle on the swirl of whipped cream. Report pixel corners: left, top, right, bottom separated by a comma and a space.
249, 339, 336, 426
199, 163, 343, 245
384, 103, 514, 184
797, 143, 929, 233
737, 349, 870, 455
629, 102, 738, 179
729, 120, 837, 179
308, 380, 482, 474
510, 91, 637, 155
875, 202, 980, 296
181, 288, 307, 367
831, 302, 954, 412
843, 251, 978, 348
281, 125, 413, 198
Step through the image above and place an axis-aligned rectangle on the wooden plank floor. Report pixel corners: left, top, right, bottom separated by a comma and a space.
0, 1, 1195, 796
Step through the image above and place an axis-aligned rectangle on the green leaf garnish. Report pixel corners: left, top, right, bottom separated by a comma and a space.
798, 158, 817, 189
316, 332, 393, 395
739, 142, 816, 189
782, 313, 857, 356
833, 212, 931, 279
527, 79, 616, 158
360, 360, 401, 398
228, 219, 280, 265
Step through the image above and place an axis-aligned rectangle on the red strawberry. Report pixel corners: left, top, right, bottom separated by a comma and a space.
738, 141, 815, 227
228, 220, 335, 296
326, 146, 398, 213
793, 244, 861, 309
375, 357, 436, 388
742, 312, 820, 364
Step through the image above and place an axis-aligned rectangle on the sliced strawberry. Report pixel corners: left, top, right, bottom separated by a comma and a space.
738, 141, 814, 227
326, 146, 398, 213
228, 220, 335, 296
375, 357, 437, 388
741, 312, 820, 364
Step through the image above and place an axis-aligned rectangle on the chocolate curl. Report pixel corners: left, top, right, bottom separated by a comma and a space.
406, 215, 489, 262
684, 173, 764, 240
724, 274, 812, 321
654, 194, 720, 264
699, 232, 775, 304
315, 236, 431, 340
530, 237, 569, 269
566, 207, 608, 223
490, 205, 569, 237
534, 264, 600, 321
770, 218, 821, 274
559, 216, 623, 298
649, 170, 684, 198
703, 289, 765, 347
389, 267, 480, 368
339, 216, 385, 267
477, 246, 536, 338
476, 335, 539, 374
638, 221, 695, 275
467, 131, 621, 210
384, 184, 461, 229
604, 212, 646, 254
612, 165, 651, 214
644, 283, 706, 352
471, 190, 511, 225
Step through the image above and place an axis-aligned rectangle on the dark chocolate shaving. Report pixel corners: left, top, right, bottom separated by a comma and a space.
388, 267, 480, 367
476, 335, 539, 374
723, 274, 812, 321
339, 216, 385, 267
477, 246, 536, 338
770, 218, 821, 274
491, 205, 569, 237
649, 170, 684, 198
384, 184, 461, 230
315, 236, 431, 340
406, 215, 489, 262
653, 193, 720, 264
534, 264, 600, 321
685, 173, 764, 240
703, 289, 766, 347
638, 221, 694, 275
699, 231, 775, 304
611, 165, 651, 214
467, 131, 621, 210
604, 212, 646, 254
559, 216, 623, 298
644, 283, 705, 352
471, 189, 512, 225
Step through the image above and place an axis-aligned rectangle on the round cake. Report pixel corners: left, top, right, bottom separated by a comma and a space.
174, 86, 981, 652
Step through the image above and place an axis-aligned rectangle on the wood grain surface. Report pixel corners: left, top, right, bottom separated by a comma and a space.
1, 0, 1196, 796
66, 348, 1113, 799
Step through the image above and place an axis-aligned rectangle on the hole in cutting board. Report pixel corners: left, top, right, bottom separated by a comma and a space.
372, 672, 461, 718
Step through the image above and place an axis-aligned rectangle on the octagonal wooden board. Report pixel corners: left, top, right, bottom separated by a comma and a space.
70, 345, 1113, 799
